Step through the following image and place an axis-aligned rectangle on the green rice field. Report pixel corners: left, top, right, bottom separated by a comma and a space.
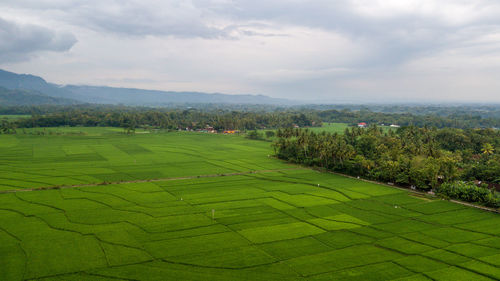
0, 128, 499, 280
307, 123, 392, 134
308, 123, 349, 134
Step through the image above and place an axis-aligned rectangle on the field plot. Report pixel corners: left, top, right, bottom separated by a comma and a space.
0, 129, 499, 280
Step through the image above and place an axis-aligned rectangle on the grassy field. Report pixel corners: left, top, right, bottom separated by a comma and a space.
0, 128, 499, 280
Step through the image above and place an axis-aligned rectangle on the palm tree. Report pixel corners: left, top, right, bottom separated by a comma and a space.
482, 143, 495, 155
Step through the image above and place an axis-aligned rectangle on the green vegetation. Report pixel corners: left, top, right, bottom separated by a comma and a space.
0, 128, 499, 280
0, 128, 289, 191
316, 107, 500, 129
2, 109, 319, 131
436, 182, 500, 208
308, 122, 349, 134
307, 122, 391, 135
0, 115, 31, 120
274, 126, 500, 205
3, 104, 500, 133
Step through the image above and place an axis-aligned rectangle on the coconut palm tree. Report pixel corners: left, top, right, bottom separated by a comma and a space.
482, 143, 495, 155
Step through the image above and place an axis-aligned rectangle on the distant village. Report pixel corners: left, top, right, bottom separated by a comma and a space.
358, 122, 400, 128
179, 126, 240, 134
178, 122, 402, 134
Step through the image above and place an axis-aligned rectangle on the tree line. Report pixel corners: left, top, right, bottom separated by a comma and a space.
2, 104, 500, 129
273, 126, 500, 208
1, 108, 319, 132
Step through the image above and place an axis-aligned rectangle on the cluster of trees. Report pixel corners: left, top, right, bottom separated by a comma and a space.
273, 126, 500, 206
1, 108, 320, 132
435, 182, 500, 208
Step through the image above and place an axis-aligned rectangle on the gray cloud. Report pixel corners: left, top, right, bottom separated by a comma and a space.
5, 0, 497, 64
0, 17, 77, 63
212, 0, 500, 66
1, 0, 227, 38
2, 1, 500, 102
69, 1, 224, 38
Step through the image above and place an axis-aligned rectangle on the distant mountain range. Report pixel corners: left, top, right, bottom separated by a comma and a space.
0, 69, 293, 106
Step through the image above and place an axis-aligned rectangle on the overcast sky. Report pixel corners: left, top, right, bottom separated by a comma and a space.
1, 0, 500, 103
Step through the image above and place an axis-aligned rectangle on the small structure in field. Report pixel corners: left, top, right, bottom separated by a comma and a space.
390, 124, 401, 128
223, 130, 238, 134
358, 122, 367, 128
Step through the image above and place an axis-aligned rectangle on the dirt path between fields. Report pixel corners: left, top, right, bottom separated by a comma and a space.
0, 167, 307, 194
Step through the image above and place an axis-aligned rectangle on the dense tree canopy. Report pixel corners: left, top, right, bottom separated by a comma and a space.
273, 126, 500, 196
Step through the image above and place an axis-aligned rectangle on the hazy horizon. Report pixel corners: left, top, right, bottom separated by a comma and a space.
2, 1, 500, 103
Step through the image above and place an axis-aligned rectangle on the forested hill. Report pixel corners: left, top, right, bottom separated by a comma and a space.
0, 69, 71, 99
0, 87, 79, 106
0, 69, 292, 106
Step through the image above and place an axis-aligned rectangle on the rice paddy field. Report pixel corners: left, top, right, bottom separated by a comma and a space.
308, 123, 349, 134
304, 123, 391, 135
1, 128, 499, 281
